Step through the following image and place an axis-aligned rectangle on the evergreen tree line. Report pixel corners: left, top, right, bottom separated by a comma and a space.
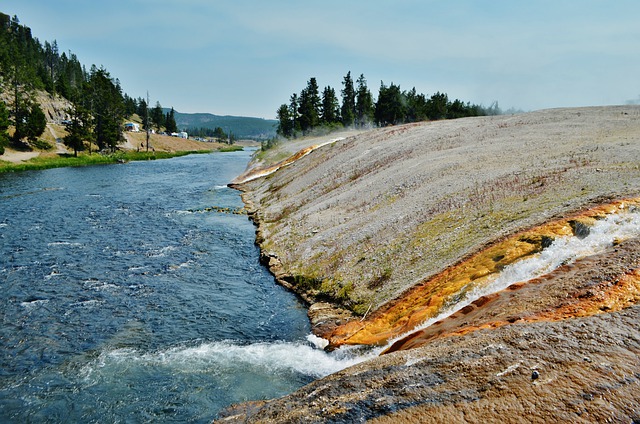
276, 71, 500, 138
0, 13, 178, 156
186, 126, 236, 144
136, 100, 178, 134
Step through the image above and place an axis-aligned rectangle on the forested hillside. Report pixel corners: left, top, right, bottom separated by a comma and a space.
175, 111, 276, 140
0, 12, 274, 156
275, 71, 501, 138
0, 12, 143, 154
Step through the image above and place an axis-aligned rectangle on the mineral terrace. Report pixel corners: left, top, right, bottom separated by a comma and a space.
220, 106, 640, 423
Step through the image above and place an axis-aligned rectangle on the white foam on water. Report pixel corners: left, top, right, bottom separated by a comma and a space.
306, 333, 329, 350
85, 338, 372, 381
386, 206, 640, 347
44, 270, 62, 280
146, 245, 177, 258
47, 241, 83, 247
20, 299, 49, 309
71, 299, 103, 309
128, 266, 147, 271
83, 279, 119, 291
168, 260, 193, 271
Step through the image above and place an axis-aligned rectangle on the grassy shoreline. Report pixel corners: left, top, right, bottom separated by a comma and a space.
0, 146, 243, 173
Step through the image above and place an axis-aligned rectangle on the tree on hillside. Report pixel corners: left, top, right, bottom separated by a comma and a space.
85, 66, 124, 151
276, 103, 293, 137
54, 52, 85, 101
321, 86, 341, 125
404, 87, 428, 122
0, 101, 10, 154
298, 77, 321, 133
374, 82, 405, 126
0, 13, 84, 103
10, 100, 47, 147
7, 40, 41, 147
24, 103, 46, 142
64, 102, 92, 156
136, 97, 149, 129
41, 40, 58, 93
289, 93, 301, 136
274, 70, 494, 136
425, 91, 449, 120
340, 71, 356, 127
355, 73, 374, 127
151, 101, 165, 132
447, 99, 473, 119
165, 107, 177, 133
123, 94, 137, 117
212, 126, 227, 142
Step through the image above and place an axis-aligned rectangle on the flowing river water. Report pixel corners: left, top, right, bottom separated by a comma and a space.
3, 149, 638, 422
0, 150, 363, 423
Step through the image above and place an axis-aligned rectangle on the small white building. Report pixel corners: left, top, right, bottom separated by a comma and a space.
124, 122, 140, 132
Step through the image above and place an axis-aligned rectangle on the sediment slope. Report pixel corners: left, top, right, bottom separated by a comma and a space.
223, 106, 640, 422
235, 106, 640, 329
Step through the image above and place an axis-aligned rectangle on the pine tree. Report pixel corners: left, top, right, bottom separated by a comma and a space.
321, 86, 340, 124
137, 97, 148, 128
151, 101, 165, 132
64, 102, 92, 156
289, 93, 300, 136
0, 101, 10, 154
276, 103, 293, 137
355, 74, 374, 127
212, 126, 227, 142
404, 87, 428, 122
25, 103, 46, 142
165, 107, 177, 133
426, 92, 449, 120
298, 77, 321, 133
340, 71, 356, 127
85, 66, 124, 151
374, 82, 405, 126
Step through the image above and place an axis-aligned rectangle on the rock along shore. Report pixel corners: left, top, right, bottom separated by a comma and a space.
220, 106, 640, 422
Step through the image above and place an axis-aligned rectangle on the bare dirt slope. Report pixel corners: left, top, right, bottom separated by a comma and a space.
221, 106, 640, 422
237, 106, 640, 326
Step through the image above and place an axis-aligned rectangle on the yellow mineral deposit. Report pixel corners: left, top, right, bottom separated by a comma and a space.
327, 198, 640, 348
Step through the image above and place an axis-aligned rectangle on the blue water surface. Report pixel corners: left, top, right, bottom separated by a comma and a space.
0, 151, 317, 422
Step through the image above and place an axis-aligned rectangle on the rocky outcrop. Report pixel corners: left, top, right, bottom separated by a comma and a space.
221, 106, 640, 422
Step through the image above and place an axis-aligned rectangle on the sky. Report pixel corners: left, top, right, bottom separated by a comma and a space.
3, 0, 640, 119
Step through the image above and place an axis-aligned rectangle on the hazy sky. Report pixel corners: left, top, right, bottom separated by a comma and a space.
4, 1, 640, 118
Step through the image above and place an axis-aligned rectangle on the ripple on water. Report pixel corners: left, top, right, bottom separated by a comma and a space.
0, 150, 318, 423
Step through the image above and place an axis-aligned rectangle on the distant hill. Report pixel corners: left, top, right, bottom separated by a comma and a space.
171, 110, 277, 140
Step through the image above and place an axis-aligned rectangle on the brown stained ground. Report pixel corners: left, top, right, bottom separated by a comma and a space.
383, 236, 640, 353
327, 199, 639, 348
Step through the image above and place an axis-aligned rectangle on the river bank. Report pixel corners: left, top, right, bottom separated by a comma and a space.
220, 106, 640, 422
0, 126, 241, 173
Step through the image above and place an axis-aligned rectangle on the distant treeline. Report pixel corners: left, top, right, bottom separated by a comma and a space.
0, 13, 180, 155
186, 126, 237, 143
276, 71, 500, 138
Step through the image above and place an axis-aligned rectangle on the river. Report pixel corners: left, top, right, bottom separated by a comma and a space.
0, 150, 360, 423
